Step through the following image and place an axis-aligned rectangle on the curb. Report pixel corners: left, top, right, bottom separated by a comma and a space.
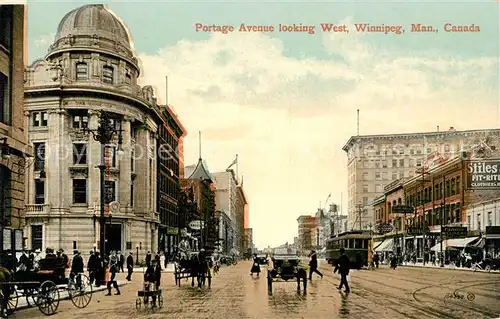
400, 264, 500, 274
15, 281, 129, 312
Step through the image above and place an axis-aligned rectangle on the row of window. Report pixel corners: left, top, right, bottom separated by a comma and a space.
363, 145, 453, 156
406, 177, 460, 206
31, 110, 117, 128
378, 202, 462, 226
363, 158, 424, 169
467, 212, 494, 230
34, 179, 121, 205
75, 62, 129, 85
33, 142, 118, 169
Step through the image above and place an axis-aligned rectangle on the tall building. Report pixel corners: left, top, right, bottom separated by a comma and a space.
0, 5, 30, 239
157, 105, 186, 255
342, 127, 500, 231
243, 227, 253, 254
23, 4, 186, 256
235, 184, 248, 255
212, 170, 239, 253
297, 215, 318, 255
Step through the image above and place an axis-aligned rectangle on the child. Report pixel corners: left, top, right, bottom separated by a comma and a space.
144, 259, 160, 306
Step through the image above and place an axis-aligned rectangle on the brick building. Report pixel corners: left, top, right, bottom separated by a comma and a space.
0, 5, 31, 243
297, 215, 318, 255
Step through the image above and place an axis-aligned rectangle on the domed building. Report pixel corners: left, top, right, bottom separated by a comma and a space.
24, 4, 186, 257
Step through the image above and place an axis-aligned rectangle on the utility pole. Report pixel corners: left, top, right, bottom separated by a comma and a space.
352, 203, 366, 231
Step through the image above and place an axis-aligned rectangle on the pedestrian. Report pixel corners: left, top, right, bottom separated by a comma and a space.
94, 251, 103, 287
334, 248, 350, 293
143, 259, 159, 306
70, 250, 84, 289
373, 253, 380, 268
250, 253, 261, 276
145, 251, 152, 267
118, 251, 124, 272
87, 251, 96, 285
308, 250, 323, 281
106, 251, 121, 296
126, 252, 134, 281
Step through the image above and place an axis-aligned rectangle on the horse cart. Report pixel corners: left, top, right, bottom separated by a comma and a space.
1, 258, 93, 316
266, 254, 308, 295
135, 285, 163, 310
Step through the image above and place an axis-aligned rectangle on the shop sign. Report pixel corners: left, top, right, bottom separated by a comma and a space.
466, 160, 500, 190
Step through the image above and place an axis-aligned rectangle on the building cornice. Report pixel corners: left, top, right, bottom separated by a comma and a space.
342, 129, 500, 153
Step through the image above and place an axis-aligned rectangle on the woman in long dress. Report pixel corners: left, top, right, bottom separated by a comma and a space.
250, 254, 261, 276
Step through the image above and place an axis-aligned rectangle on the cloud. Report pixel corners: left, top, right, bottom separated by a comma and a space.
136, 20, 498, 247
35, 33, 56, 49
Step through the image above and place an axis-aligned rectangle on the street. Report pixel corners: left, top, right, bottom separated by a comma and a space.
14, 261, 500, 319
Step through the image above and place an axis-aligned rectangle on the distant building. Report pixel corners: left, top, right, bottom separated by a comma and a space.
297, 215, 318, 255
343, 127, 500, 231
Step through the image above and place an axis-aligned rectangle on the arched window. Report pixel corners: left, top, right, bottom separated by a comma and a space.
0, 165, 12, 226
102, 66, 114, 84
76, 62, 88, 80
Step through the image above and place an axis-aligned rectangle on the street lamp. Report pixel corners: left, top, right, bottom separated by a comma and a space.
0, 138, 10, 159
84, 111, 123, 258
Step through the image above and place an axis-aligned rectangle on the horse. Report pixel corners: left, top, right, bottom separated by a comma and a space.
0, 266, 14, 317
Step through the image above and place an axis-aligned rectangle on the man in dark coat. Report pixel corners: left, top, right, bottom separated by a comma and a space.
118, 252, 124, 272
126, 252, 134, 281
308, 250, 323, 281
334, 248, 351, 293
70, 250, 84, 289
87, 251, 96, 285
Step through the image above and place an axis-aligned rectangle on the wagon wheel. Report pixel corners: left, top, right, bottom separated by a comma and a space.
68, 274, 92, 308
6, 287, 19, 314
36, 280, 60, 316
267, 270, 273, 295
135, 297, 142, 310
157, 295, 163, 308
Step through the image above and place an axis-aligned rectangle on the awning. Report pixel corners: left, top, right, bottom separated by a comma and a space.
373, 241, 384, 250
430, 237, 479, 252
375, 239, 394, 252
485, 234, 500, 240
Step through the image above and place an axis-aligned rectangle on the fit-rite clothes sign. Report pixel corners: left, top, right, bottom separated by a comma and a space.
466, 160, 500, 189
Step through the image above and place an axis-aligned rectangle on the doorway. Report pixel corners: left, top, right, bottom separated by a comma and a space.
105, 223, 122, 254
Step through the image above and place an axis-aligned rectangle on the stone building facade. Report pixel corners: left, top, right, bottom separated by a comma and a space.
0, 5, 31, 237
235, 184, 247, 255
23, 4, 185, 257
212, 170, 239, 254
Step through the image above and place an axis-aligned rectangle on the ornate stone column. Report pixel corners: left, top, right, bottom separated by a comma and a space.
119, 116, 132, 210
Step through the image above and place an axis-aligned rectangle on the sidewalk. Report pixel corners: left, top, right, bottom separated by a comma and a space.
398, 261, 500, 273
15, 280, 128, 311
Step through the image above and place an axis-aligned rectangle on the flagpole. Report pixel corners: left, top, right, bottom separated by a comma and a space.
236, 154, 239, 183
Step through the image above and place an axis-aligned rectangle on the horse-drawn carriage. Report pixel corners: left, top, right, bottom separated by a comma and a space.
266, 254, 308, 295
1, 257, 92, 316
256, 254, 268, 265
173, 252, 211, 289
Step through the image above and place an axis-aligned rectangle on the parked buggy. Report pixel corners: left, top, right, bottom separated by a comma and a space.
266, 254, 308, 295
136, 259, 163, 311
1, 257, 93, 316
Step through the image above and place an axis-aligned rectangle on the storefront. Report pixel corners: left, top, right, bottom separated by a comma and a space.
473, 226, 500, 259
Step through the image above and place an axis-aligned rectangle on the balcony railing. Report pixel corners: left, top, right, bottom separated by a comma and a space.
25, 204, 52, 215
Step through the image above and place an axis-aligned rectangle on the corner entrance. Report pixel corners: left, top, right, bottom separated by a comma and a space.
105, 223, 122, 254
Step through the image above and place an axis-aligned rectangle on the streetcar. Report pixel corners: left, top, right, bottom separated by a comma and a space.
325, 231, 372, 269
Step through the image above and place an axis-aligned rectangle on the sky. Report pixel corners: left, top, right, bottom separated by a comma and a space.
23, 0, 499, 249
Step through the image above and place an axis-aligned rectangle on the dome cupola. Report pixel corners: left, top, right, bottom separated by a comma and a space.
46, 4, 138, 70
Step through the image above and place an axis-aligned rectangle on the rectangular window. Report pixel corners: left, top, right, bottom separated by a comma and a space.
73, 143, 87, 164
130, 181, 134, 206
31, 225, 43, 251
32, 112, 48, 127
375, 172, 381, 180
363, 197, 368, 205
34, 142, 45, 171
375, 161, 380, 168
416, 159, 422, 167
0, 72, 9, 124
0, 6, 12, 51
72, 179, 87, 204
382, 160, 387, 168
467, 216, 471, 229
392, 173, 398, 180
362, 185, 368, 193
34, 180, 45, 204
382, 172, 388, 180
375, 184, 381, 193
362, 172, 368, 180
72, 112, 88, 128
477, 214, 481, 230
102, 66, 114, 84
487, 212, 492, 227
104, 180, 116, 204
76, 62, 88, 80
399, 159, 405, 167
392, 159, 397, 167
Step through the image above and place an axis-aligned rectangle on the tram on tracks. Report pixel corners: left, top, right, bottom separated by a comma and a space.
325, 231, 372, 269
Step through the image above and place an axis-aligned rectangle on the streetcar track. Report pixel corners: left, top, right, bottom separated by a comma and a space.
321, 268, 499, 319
